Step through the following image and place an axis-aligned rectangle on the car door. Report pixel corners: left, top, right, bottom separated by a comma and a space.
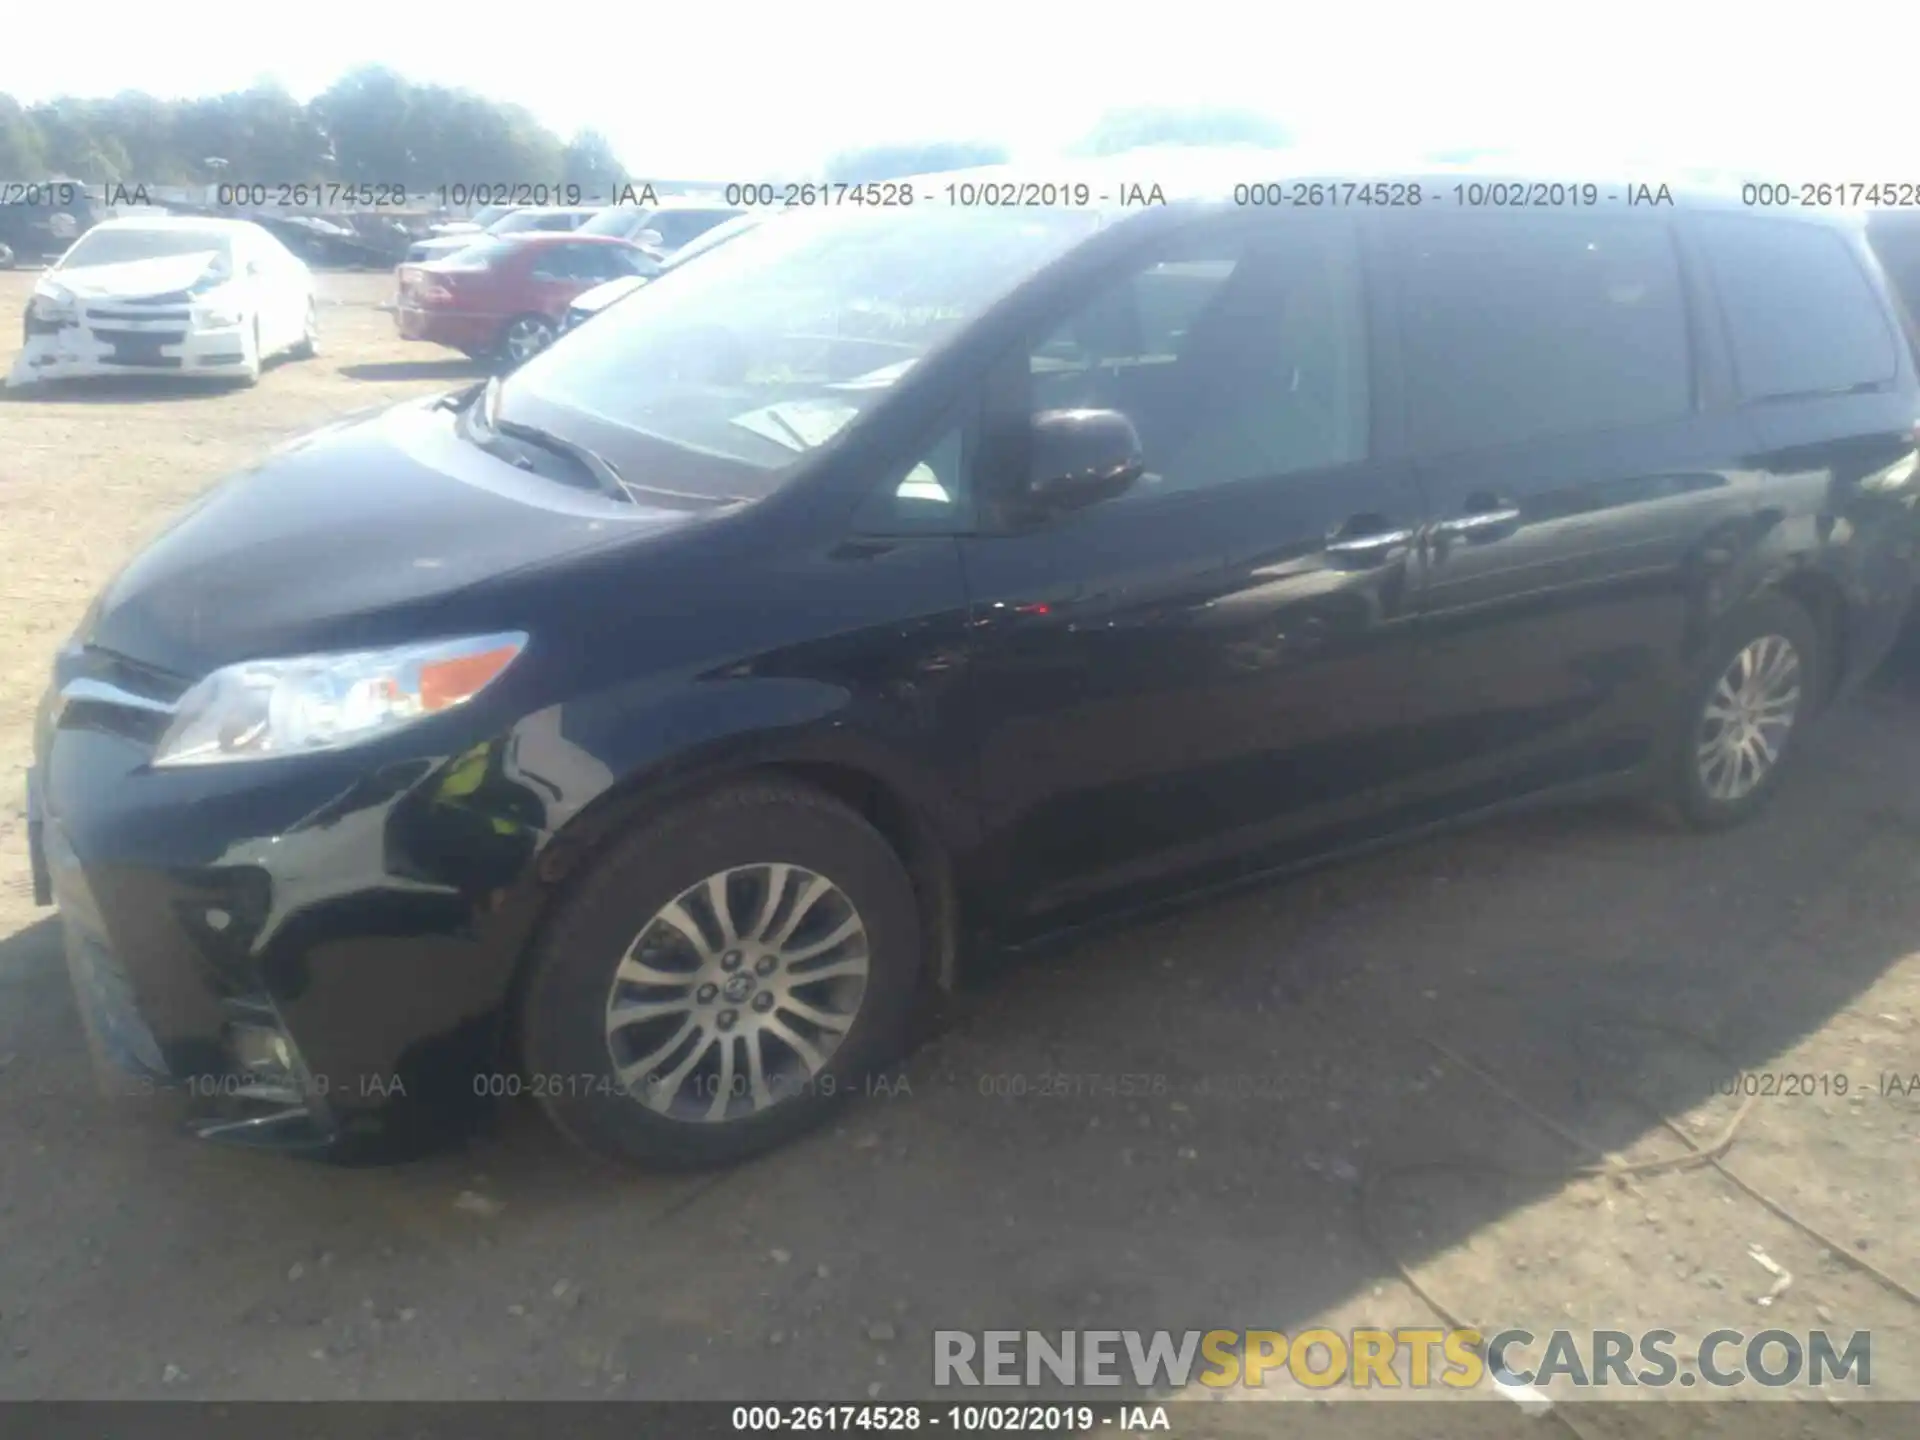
1376, 207, 1753, 810
955, 211, 1428, 932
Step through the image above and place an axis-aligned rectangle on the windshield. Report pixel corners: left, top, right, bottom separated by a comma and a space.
500, 204, 1108, 490
578, 206, 646, 238
470, 204, 516, 228
59, 227, 233, 269
491, 211, 558, 234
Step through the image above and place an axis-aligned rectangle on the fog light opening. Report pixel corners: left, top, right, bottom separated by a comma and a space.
227, 1021, 306, 1105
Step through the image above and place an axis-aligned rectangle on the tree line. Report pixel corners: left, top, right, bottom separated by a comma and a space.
0, 68, 1288, 197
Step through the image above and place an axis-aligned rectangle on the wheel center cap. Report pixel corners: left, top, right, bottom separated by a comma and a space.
722, 974, 755, 1004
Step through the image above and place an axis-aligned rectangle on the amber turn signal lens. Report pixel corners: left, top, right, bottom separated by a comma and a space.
420, 644, 522, 712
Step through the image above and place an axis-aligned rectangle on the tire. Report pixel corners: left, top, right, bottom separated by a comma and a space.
519, 780, 924, 1169
290, 299, 319, 361
1664, 593, 1821, 831
494, 313, 555, 372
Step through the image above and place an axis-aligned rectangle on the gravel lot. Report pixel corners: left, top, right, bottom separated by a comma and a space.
1, 268, 1916, 1433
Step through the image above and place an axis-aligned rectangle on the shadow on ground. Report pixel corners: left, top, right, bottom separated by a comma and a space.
338, 360, 483, 383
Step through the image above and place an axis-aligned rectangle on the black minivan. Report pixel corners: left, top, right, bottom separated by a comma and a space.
29, 160, 1920, 1167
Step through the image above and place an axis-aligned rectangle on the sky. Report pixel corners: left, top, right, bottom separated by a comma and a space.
8, 0, 1916, 180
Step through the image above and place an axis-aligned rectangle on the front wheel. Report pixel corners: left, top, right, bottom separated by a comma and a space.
494, 313, 555, 371
518, 780, 924, 1169
1665, 593, 1821, 830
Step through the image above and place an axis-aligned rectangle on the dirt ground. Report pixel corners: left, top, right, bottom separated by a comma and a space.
0, 268, 1916, 1436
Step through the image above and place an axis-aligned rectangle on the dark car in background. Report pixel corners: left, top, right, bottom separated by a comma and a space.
394, 231, 653, 366
28, 162, 1920, 1173
562, 212, 763, 331
405, 207, 601, 265
0, 187, 101, 268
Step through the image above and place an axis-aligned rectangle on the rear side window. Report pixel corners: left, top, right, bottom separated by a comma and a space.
1695, 214, 1897, 402
1395, 214, 1693, 455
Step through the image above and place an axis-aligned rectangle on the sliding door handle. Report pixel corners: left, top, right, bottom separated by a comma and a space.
1325, 527, 1417, 555
1430, 507, 1522, 537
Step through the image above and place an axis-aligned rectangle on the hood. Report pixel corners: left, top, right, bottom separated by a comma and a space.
83, 397, 701, 679
44, 251, 223, 302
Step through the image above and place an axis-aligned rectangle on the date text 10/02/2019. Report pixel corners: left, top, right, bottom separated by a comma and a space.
728, 1404, 1171, 1432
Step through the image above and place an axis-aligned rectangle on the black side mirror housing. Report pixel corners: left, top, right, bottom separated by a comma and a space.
1018, 408, 1145, 516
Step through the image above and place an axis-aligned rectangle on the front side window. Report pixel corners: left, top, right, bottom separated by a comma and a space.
1026, 219, 1369, 501
499, 204, 1110, 498
531, 244, 629, 282
1697, 214, 1897, 402
1395, 213, 1693, 455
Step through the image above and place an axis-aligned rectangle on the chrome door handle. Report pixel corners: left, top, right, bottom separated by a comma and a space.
1324, 527, 1416, 554
1430, 508, 1521, 536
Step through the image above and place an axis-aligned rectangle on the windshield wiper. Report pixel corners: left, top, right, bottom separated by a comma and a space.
490, 415, 636, 503
434, 380, 488, 413
463, 375, 633, 503
763, 409, 813, 453
464, 376, 752, 509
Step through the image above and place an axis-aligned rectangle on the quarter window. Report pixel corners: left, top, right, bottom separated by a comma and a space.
1696, 214, 1897, 402
1395, 214, 1693, 454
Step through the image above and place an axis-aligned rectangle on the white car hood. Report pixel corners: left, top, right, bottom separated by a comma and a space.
42, 251, 221, 302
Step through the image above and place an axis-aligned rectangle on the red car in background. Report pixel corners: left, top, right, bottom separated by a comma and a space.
394, 232, 658, 368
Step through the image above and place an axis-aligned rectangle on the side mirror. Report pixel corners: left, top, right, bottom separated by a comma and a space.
1018, 408, 1144, 515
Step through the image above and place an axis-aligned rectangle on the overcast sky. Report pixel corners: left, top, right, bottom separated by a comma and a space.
8, 0, 1913, 178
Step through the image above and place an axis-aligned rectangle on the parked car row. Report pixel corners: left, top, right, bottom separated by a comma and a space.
3, 194, 747, 390
392, 198, 749, 368
26, 153, 1920, 1174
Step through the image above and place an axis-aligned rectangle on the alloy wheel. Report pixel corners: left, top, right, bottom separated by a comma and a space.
603, 864, 872, 1122
1695, 633, 1802, 802
503, 317, 552, 364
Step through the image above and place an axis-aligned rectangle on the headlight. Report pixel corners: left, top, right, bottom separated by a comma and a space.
193, 298, 246, 328
152, 632, 528, 768
28, 289, 73, 321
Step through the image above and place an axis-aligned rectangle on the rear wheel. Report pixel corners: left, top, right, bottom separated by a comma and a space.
519, 780, 924, 1169
1665, 593, 1820, 830
494, 313, 555, 371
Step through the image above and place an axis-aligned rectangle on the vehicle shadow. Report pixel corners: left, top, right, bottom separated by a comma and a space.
338, 359, 484, 383
5, 667, 1918, 1403
0, 376, 247, 405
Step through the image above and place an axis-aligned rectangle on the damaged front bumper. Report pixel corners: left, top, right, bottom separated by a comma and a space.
29, 658, 546, 1161
8, 308, 255, 388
